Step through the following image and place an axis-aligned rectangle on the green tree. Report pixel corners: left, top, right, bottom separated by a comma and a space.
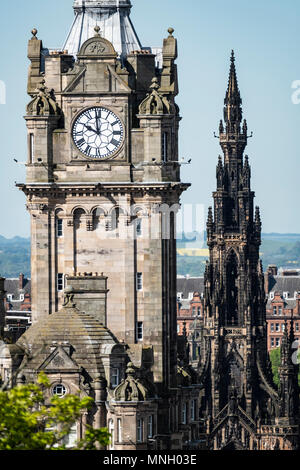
269, 348, 281, 388
269, 347, 300, 389
0, 372, 110, 450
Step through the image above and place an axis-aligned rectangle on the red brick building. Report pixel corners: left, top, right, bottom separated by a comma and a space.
177, 267, 300, 352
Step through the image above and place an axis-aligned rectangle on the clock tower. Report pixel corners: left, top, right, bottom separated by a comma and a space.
18, 0, 188, 396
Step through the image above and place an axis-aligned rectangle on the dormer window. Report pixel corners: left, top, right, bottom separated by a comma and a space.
270, 292, 275, 300
283, 292, 289, 299
20, 294, 24, 301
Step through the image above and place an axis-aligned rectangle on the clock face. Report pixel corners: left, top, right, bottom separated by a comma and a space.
72, 107, 124, 159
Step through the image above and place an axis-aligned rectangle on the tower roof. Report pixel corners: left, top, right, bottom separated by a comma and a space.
64, 0, 142, 59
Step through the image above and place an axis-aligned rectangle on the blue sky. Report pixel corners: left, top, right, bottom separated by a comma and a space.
0, 0, 300, 237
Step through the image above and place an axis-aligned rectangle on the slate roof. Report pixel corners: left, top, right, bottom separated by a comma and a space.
17, 304, 121, 376
268, 275, 300, 296
177, 277, 205, 299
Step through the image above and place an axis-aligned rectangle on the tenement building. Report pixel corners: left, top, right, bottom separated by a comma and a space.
0, 0, 201, 450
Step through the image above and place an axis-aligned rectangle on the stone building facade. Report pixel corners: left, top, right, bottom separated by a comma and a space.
1, 0, 202, 451
0, 0, 298, 452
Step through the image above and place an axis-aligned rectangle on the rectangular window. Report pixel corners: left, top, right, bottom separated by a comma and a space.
282, 323, 286, 332
270, 323, 274, 332
275, 323, 280, 332
117, 419, 122, 443
57, 273, 64, 292
111, 368, 120, 388
197, 307, 201, 316
181, 403, 187, 424
162, 131, 168, 162
192, 307, 196, 316
30, 133, 34, 163
136, 322, 143, 341
190, 399, 196, 421
278, 306, 282, 315
271, 338, 275, 348
56, 219, 63, 237
136, 273, 143, 291
135, 219, 142, 237
273, 306, 277, 315
276, 338, 280, 347
296, 323, 299, 332
147, 415, 154, 438
137, 418, 143, 442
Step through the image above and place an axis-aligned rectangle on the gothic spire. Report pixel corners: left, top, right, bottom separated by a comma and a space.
223, 50, 243, 133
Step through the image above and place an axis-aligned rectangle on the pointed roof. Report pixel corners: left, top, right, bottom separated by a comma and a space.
225, 50, 242, 105
223, 50, 243, 131
63, 0, 142, 59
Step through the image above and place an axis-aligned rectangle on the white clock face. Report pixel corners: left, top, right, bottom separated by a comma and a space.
72, 107, 124, 159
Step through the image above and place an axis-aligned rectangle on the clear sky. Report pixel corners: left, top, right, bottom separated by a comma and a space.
0, 0, 299, 237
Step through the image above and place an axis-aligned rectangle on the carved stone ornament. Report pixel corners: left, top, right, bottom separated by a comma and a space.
139, 77, 175, 115
114, 362, 153, 402
27, 80, 61, 117
77, 34, 117, 59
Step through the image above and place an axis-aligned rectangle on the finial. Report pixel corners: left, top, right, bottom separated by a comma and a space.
168, 27, 174, 36
94, 25, 101, 36
149, 77, 160, 91
231, 49, 235, 62
31, 28, 38, 39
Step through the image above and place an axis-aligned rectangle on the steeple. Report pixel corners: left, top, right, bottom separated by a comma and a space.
64, 0, 142, 59
224, 50, 243, 133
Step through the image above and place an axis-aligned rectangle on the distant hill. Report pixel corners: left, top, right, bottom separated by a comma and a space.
177, 232, 300, 277
0, 236, 30, 278
0, 233, 299, 279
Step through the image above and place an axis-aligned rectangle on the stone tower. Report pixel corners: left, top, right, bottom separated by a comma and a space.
198, 52, 299, 450
18, 0, 188, 399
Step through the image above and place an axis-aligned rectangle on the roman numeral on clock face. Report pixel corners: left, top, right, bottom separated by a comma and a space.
73, 107, 124, 158
77, 138, 85, 147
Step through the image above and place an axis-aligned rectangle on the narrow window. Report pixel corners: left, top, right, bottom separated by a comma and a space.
117, 419, 122, 443
273, 306, 277, 315
30, 133, 34, 163
56, 219, 63, 237
162, 131, 168, 162
190, 399, 196, 421
275, 323, 280, 332
276, 338, 280, 347
197, 307, 201, 316
108, 420, 114, 450
278, 306, 282, 315
270, 323, 274, 332
137, 418, 144, 442
181, 403, 187, 424
111, 368, 120, 388
147, 415, 154, 438
271, 338, 275, 348
136, 321, 143, 341
57, 273, 64, 292
136, 273, 143, 291
135, 218, 142, 237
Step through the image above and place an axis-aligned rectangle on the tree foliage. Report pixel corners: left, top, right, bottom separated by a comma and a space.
0, 372, 110, 450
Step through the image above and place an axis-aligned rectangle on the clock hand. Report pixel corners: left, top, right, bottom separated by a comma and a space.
84, 124, 96, 133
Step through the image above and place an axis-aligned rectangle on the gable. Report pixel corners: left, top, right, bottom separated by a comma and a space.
38, 346, 80, 372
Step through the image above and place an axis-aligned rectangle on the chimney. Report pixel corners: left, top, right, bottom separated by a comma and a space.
65, 273, 108, 325
19, 273, 24, 290
264, 265, 277, 294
